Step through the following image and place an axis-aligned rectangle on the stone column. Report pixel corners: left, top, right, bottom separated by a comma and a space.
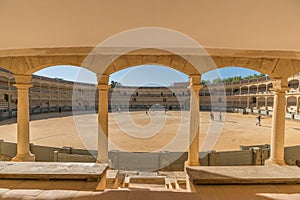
97, 74, 110, 164
8, 94, 12, 117
187, 75, 202, 166
255, 97, 259, 108
12, 75, 35, 161
7, 79, 12, 117
265, 78, 289, 166
57, 85, 59, 110
29, 95, 32, 114
265, 97, 268, 110
296, 97, 299, 115
246, 97, 250, 109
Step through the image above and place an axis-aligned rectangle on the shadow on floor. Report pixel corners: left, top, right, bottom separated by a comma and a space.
195, 184, 300, 200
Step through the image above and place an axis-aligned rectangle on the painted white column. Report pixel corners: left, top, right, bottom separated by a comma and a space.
265, 78, 289, 166
97, 74, 110, 164
187, 75, 202, 166
12, 75, 35, 161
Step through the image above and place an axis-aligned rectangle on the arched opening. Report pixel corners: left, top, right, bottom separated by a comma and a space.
241, 86, 248, 95
108, 64, 190, 154
287, 96, 297, 113
258, 84, 267, 94
240, 97, 248, 108
233, 87, 240, 95
30, 94, 41, 114
249, 85, 258, 94
257, 97, 266, 109
267, 97, 274, 110
226, 88, 232, 96
0, 68, 14, 120
0, 75, 8, 90
267, 83, 273, 93
288, 79, 299, 90
6, 65, 98, 150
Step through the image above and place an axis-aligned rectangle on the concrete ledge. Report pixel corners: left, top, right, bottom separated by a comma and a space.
0, 162, 108, 181
130, 175, 166, 184
106, 170, 119, 189
186, 166, 300, 184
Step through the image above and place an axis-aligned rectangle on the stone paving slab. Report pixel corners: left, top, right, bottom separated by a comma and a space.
0, 162, 108, 180
187, 166, 300, 184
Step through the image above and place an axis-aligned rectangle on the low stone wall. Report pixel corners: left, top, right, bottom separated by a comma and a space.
253, 109, 260, 114
260, 110, 268, 115
295, 114, 300, 120
0, 141, 299, 170
286, 113, 294, 119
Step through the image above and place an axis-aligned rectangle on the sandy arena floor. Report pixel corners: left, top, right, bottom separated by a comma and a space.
0, 111, 299, 152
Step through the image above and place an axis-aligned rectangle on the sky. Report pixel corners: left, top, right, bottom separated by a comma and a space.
34, 65, 262, 86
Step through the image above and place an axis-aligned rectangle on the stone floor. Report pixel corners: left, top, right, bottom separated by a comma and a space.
0, 111, 300, 152
0, 165, 298, 199
0, 181, 299, 200
187, 165, 300, 184
196, 185, 300, 200
0, 162, 108, 180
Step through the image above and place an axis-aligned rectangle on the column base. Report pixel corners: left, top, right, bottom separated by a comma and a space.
185, 160, 200, 167
265, 158, 286, 166
11, 152, 35, 162
97, 159, 112, 168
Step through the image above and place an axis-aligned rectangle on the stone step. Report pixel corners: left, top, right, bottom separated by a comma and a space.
129, 175, 166, 184
187, 166, 300, 185
106, 170, 119, 189
0, 162, 108, 181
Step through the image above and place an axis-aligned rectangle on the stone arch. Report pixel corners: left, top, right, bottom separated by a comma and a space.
287, 96, 297, 113
105, 56, 198, 76
30, 94, 41, 110
240, 97, 248, 107
30, 81, 41, 93
21, 56, 86, 75
241, 86, 248, 95
211, 57, 300, 79
0, 74, 9, 90
257, 97, 265, 108
266, 97, 274, 108
267, 83, 273, 92
258, 84, 267, 93
288, 79, 299, 90
14, 49, 201, 80
49, 84, 58, 95
287, 96, 297, 106
249, 85, 257, 94
232, 87, 240, 95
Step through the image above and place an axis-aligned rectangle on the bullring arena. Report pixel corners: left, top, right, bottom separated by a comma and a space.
0, 108, 300, 153
1, 0, 300, 199
0, 70, 299, 152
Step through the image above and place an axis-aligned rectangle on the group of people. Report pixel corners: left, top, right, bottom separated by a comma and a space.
210, 111, 223, 121
209, 111, 262, 126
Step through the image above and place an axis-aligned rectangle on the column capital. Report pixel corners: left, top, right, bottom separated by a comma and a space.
189, 74, 201, 85
188, 84, 203, 91
13, 84, 32, 90
272, 79, 289, 92
14, 74, 32, 85
97, 84, 110, 91
97, 74, 109, 85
